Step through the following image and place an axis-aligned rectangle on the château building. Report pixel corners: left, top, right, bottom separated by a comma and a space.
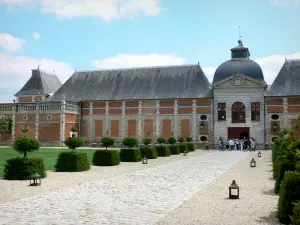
0, 40, 299, 148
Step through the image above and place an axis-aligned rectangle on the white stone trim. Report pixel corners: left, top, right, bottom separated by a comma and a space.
60, 100, 66, 143
35, 104, 39, 139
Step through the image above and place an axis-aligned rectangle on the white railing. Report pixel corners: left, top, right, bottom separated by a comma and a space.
0, 104, 13, 112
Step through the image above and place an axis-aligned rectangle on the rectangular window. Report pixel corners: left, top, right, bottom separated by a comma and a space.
251, 102, 260, 121
218, 103, 226, 121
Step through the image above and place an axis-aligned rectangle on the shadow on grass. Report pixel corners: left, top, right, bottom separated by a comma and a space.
262, 189, 276, 196
256, 211, 280, 225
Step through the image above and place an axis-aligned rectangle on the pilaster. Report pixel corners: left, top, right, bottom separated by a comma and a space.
155, 100, 160, 138
121, 101, 126, 139
60, 100, 66, 145
192, 100, 197, 142
173, 100, 178, 138
88, 101, 93, 140
283, 97, 288, 129
138, 101, 143, 141
11, 104, 16, 141
35, 104, 39, 140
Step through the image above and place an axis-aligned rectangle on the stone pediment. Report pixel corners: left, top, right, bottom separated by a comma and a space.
212, 74, 266, 88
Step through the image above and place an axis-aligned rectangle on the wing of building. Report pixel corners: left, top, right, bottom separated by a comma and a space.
0, 40, 299, 147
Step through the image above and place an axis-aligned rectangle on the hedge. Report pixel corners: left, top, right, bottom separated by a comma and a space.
178, 144, 187, 153
140, 146, 158, 159
4, 157, 46, 180
120, 149, 141, 162
186, 143, 195, 152
274, 160, 296, 194
93, 150, 120, 166
278, 171, 300, 224
291, 202, 300, 225
169, 145, 180, 155
155, 146, 171, 157
55, 152, 90, 172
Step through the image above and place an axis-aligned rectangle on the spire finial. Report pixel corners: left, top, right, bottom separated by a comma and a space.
197, 61, 200, 66
37, 65, 40, 70
239, 26, 242, 41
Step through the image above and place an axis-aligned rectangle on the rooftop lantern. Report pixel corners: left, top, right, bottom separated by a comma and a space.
142, 157, 148, 164
258, 151, 262, 157
29, 172, 41, 186
183, 150, 188, 156
250, 158, 256, 167
229, 180, 239, 199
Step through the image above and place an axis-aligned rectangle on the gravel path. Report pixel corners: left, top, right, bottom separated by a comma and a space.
0, 151, 247, 225
156, 151, 280, 225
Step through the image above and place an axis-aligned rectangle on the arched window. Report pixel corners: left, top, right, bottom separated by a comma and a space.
232, 102, 245, 123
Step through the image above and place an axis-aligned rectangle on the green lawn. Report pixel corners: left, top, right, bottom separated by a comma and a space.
0, 148, 96, 177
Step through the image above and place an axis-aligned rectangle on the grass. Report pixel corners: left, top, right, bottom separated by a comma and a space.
0, 148, 96, 177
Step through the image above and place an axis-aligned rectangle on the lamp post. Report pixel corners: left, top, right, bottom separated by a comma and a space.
250, 158, 256, 167
142, 157, 148, 164
29, 172, 41, 186
229, 180, 239, 199
258, 151, 261, 157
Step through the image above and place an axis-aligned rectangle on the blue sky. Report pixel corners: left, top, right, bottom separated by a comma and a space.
0, 0, 300, 102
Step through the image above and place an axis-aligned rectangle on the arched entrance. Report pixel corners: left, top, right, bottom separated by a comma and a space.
232, 102, 245, 123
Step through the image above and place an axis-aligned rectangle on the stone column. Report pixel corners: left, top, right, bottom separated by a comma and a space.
105, 102, 109, 136
11, 104, 16, 141
35, 103, 39, 140
155, 100, 160, 138
121, 101, 126, 139
173, 100, 179, 138
283, 97, 288, 129
88, 101, 93, 140
60, 100, 66, 145
192, 100, 197, 142
138, 101, 143, 142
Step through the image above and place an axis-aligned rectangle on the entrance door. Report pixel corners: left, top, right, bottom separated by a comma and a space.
228, 127, 250, 139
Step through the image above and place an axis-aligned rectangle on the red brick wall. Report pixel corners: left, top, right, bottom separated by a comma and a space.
39, 123, 60, 141
15, 123, 35, 138
144, 119, 153, 138
18, 96, 33, 102
180, 119, 190, 137
95, 120, 103, 137
162, 120, 172, 138
128, 120, 137, 137
111, 120, 119, 137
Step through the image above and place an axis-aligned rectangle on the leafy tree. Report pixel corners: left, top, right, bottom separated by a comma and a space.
186, 137, 193, 142
64, 137, 84, 152
20, 124, 29, 137
0, 116, 12, 135
294, 113, 300, 131
13, 137, 40, 158
122, 137, 138, 149
100, 137, 115, 149
71, 126, 77, 137
143, 138, 152, 146
157, 137, 167, 145
178, 136, 185, 143
168, 137, 177, 145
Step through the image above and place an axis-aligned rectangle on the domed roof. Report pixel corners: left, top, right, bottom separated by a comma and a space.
213, 59, 265, 83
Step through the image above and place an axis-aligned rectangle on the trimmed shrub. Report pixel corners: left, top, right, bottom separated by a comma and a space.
178, 144, 187, 153
64, 137, 84, 151
4, 157, 46, 180
143, 138, 152, 146
55, 152, 90, 172
122, 137, 138, 149
186, 143, 195, 152
178, 137, 185, 143
100, 137, 115, 149
155, 146, 171, 157
140, 146, 157, 159
278, 171, 300, 224
93, 150, 120, 166
157, 137, 167, 145
275, 160, 296, 194
168, 137, 177, 145
169, 145, 180, 155
13, 137, 40, 158
120, 149, 141, 162
186, 137, 193, 142
291, 202, 300, 225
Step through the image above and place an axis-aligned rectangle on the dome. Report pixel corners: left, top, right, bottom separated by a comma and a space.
213, 59, 264, 83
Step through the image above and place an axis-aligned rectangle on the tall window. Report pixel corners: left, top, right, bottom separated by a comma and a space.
232, 102, 245, 123
218, 103, 226, 121
251, 102, 260, 121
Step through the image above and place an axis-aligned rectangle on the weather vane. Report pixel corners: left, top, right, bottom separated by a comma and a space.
239, 26, 243, 41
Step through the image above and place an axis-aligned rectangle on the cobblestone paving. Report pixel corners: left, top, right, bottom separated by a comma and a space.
0, 151, 248, 225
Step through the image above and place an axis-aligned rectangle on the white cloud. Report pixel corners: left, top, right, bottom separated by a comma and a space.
0, 0, 163, 21
33, 32, 40, 40
269, 0, 300, 7
0, 33, 25, 52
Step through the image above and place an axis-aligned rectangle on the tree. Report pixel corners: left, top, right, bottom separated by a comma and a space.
293, 113, 300, 131
71, 126, 77, 137
13, 137, 40, 158
157, 137, 167, 145
168, 137, 177, 145
20, 124, 29, 137
64, 137, 84, 152
100, 137, 115, 149
122, 137, 138, 149
143, 138, 152, 146
0, 116, 12, 136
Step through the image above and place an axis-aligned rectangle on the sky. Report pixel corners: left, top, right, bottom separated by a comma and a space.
0, 0, 300, 102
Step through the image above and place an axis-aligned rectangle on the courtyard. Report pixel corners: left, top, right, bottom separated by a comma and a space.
0, 149, 279, 225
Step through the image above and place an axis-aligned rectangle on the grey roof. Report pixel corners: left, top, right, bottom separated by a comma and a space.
15, 69, 62, 97
49, 64, 211, 102
213, 59, 265, 83
265, 59, 300, 96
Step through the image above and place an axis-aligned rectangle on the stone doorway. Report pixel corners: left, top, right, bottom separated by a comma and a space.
228, 127, 250, 139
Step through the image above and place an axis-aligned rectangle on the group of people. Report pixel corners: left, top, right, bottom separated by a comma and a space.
218, 137, 256, 151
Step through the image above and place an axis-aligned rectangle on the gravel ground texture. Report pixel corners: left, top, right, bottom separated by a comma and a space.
156, 150, 280, 225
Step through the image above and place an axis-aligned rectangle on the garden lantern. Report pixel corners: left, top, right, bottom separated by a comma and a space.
200, 121, 204, 129
250, 158, 256, 167
142, 157, 148, 164
229, 180, 239, 199
29, 172, 41, 186
183, 150, 188, 156
258, 151, 261, 157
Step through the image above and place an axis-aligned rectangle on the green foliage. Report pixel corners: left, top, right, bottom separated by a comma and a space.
178, 144, 187, 153
143, 138, 152, 146
167, 137, 177, 145
55, 152, 90, 172
119, 149, 141, 162
0, 116, 12, 135
274, 160, 296, 194
169, 145, 180, 155
13, 137, 40, 158
186, 143, 195, 152
157, 137, 167, 145
178, 137, 185, 143
293, 113, 300, 131
278, 171, 300, 224
71, 126, 77, 133
64, 137, 84, 151
100, 137, 115, 149
122, 137, 138, 149
20, 124, 29, 137
92, 150, 120, 166
291, 202, 300, 225
140, 146, 157, 159
4, 157, 46, 180
186, 137, 193, 142
155, 146, 171, 157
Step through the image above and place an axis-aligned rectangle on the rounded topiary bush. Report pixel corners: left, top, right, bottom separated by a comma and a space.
122, 137, 138, 149
186, 137, 192, 142
155, 146, 171, 157
168, 137, 177, 145
278, 171, 300, 224
120, 149, 141, 162
178, 144, 187, 153
143, 138, 152, 146
93, 150, 120, 166
291, 202, 300, 225
55, 152, 90, 172
186, 143, 195, 152
169, 145, 180, 155
157, 137, 167, 145
140, 146, 157, 159
64, 137, 84, 151
275, 160, 296, 194
100, 137, 115, 149
13, 137, 40, 158
178, 136, 185, 143
4, 157, 46, 180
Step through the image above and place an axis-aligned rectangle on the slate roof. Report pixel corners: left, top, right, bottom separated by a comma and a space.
15, 69, 62, 97
49, 64, 211, 102
265, 59, 300, 96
